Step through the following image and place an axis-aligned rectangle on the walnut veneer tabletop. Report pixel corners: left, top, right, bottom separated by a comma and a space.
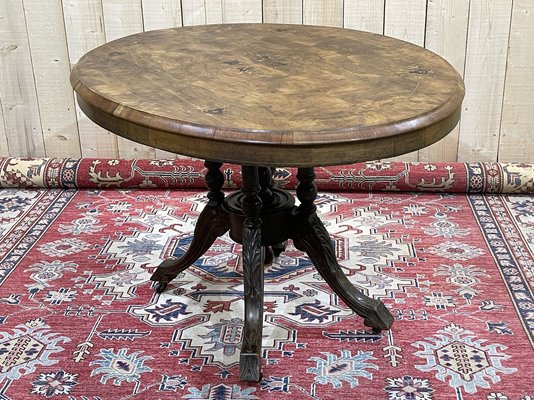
71, 24, 464, 167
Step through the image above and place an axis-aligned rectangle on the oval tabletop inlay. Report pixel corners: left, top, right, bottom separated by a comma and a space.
71, 24, 464, 166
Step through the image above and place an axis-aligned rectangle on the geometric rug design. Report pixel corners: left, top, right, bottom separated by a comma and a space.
1, 187, 532, 399
0, 158, 533, 399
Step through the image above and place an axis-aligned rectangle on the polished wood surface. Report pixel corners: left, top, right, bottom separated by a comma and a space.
71, 24, 464, 166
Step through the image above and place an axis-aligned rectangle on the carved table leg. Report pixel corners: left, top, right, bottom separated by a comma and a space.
239, 166, 264, 382
150, 161, 230, 293
290, 168, 394, 332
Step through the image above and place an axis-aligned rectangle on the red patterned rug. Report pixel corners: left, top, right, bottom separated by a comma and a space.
0, 158, 532, 400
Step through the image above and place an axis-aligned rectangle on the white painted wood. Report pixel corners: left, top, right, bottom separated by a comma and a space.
0, 0, 45, 157
458, 0, 513, 162
142, 0, 180, 158
0, 102, 9, 157
181, 0, 209, 26
205, 0, 224, 24
62, 0, 107, 65
344, 0, 384, 34
141, 0, 182, 30
384, 0, 426, 45
1, 0, 531, 162
140, 0, 181, 159
263, 0, 303, 24
23, 0, 81, 158
102, 0, 156, 158
384, 0, 426, 161
220, 0, 262, 23
102, 0, 144, 41
63, 0, 118, 158
303, 0, 343, 27
75, 97, 121, 158
419, 0, 470, 162
498, 0, 534, 162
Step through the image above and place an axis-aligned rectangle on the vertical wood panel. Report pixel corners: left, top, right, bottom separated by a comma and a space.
183, 1, 262, 26
344, 0, 384, 33
263, 0, 303, 24
23, 0, 81, 158
0, 103, 8, 156
102, 0, 156, 158
384, 0, 426, 46
102, 0, 143, 41
141, 0, 182, 30
220, 0, 262, 23
141, 0, 182, 158
0, 0, 45, 157
419, 0, 469, 162
203, 0, 223, 24
62, 0, 106, 65
458, 0, 513, 162
384, 0, 427, 161
63, 0, 118, 158
498, 0, 534, 162
181, 0, 208, 26
1, 1, 531, 162
303, 0, 343, 27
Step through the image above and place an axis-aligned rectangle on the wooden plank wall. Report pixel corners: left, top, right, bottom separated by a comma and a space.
1, 0, 532, 162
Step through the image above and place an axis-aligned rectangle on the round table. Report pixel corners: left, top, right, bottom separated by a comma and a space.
71, 24, 464, 381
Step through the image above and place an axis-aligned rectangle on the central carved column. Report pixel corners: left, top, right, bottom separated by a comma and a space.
239, 166, 264, 381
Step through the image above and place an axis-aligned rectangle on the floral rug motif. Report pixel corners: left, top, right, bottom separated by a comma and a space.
0, 159, 532, 399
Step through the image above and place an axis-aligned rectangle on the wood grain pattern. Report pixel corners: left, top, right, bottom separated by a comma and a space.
23, 0, 81, 157
71, 24, 464, 166
0, 0, 45, 157
102, 0, 155, 159
303, 0, 343, 27
62, 0, 118, 158
102, 0, 144, 42
458, 0, 513, 162
181, 0, 209, 26
419, 0, 470, 162
343, 0, 385, 34
498, 0, 534, 162
0, 103, 8, 156
384, 0, 426, 46
2, 2, 533, 162
384, 0, 427, 162
140, 0, 182, 159
62, 0, 105, 64
141, 0, 182, 31
263, 0, 303, 24
220, 0, 262, 23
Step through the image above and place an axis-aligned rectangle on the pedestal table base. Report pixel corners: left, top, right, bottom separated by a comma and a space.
150, 161, 394, 381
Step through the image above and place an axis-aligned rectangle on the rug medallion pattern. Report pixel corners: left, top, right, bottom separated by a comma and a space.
0, 160, 532, 399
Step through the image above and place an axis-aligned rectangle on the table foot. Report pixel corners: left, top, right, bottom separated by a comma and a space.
292, 212, 394, 331
154, 281, 167, 293
239, 353, 262, 382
